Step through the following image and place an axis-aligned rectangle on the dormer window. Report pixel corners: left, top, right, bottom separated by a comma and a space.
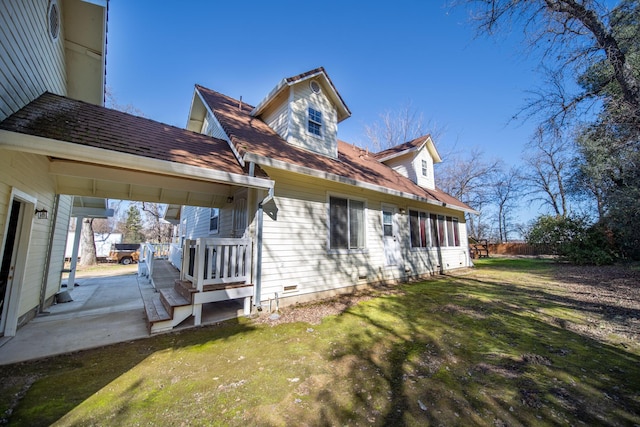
308, 107, 323, 137
421, 160, 428, 177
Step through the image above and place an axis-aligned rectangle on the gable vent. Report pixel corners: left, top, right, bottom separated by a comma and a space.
48, 0, 60, 41
310, 80, 321, 94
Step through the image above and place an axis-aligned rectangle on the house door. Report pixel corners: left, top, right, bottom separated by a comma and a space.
0, 199, 26, 336
382, 204, 401, 266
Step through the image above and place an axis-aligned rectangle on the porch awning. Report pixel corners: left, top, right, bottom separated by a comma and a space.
0, 93, 273, 208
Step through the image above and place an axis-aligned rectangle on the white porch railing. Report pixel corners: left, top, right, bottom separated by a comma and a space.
139, 242, 173, 281
182, 238, 252, 292
138, 243, 154, 278
168, 243, 182, 270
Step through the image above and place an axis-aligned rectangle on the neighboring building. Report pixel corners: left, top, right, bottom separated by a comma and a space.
65, 233, 122, 259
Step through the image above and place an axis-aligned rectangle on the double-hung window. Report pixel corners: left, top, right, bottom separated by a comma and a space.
308, 107, 323, 137
330, 196, 365, 250
421, 160, 428, 177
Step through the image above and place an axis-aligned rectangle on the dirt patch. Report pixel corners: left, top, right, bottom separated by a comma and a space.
251, 286, 403, 326
549, 264, 640, 345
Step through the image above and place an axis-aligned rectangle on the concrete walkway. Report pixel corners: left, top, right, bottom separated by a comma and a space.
0, 272, 154, 365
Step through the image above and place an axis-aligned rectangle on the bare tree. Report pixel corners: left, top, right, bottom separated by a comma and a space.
522, 127, 573, 216
364, 102, 446, 151
78, 218, 97, 266
105, 87, 145, 117
437, 147, 501, 239
491, 166, 523, 242
456, 0, 640, 128
141, 202, 171, 243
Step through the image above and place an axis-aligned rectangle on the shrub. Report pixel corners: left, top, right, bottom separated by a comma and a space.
525, 215, 616, 265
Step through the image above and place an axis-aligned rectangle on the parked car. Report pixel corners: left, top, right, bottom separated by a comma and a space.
107, 243, 140, 265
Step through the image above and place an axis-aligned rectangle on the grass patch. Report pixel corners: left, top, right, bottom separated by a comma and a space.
1, 259, 639, 426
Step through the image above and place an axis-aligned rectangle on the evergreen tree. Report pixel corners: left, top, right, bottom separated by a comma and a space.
123, 204, 144, 243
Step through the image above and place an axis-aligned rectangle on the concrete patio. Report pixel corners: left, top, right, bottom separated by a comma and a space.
0, 261, 246, 365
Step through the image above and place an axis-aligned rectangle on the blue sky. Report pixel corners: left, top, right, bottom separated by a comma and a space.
106, 1, 540, 163
106, 0, 544, 225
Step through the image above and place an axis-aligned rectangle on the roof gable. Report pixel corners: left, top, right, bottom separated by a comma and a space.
197, 85, 473, 213
250, 67, 351, 123
375, 135, 442, 164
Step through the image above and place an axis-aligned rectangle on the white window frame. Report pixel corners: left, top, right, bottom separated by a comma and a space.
327, 193, 367, 253
307, 106, 323, 138
421, 159, 428, 177
208, 208, 220, 235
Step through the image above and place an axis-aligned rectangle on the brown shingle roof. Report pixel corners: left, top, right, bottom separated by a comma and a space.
374, 135, 430, 160
197, 85, 473, 212
0, 92, 246, 176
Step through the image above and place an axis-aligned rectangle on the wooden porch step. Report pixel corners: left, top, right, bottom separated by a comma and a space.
174, 279, 197, 302
143, 294, 171, 327
159, 288, 190, 316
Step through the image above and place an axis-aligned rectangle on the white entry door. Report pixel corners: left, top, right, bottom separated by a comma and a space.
382, 204, 401, 266
1, 190, 35, 337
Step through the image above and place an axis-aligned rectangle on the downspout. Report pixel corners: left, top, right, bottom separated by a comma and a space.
254, 186, 273, 311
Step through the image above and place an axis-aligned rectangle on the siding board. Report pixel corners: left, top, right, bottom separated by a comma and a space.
0, 0, 66, 121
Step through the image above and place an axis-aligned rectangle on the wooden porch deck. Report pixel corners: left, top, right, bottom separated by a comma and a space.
151, 259, 181, 290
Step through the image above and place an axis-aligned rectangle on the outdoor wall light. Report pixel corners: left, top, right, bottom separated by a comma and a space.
35, 208, 49, 220
227, 196, 234, 203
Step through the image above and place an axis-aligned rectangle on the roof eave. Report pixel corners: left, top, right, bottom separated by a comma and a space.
376, 144, 423, 163
0, 129, 273, 191
243, 152, 473, 213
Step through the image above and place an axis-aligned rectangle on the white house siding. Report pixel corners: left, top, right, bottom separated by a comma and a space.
181, 205, 235, 239
287, 82, 338, 158
384, 156, 416, 183
257, 167, 471, 305
0, 150, 59, 324
259, 89, 290, 140
203, 112, 230, 142
381, 149, 436, 190
413, 149, 436, 189
0, 0, 66, 121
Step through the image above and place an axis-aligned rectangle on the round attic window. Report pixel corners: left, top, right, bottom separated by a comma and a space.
48, 0, 60, 41
310, 80, 321, 94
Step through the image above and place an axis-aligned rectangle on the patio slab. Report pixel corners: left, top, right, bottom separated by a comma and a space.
0, 261, 248, 365
0, 272, 151, 365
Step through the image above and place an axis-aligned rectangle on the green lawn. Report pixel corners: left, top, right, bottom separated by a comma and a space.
2, 258, 639, 426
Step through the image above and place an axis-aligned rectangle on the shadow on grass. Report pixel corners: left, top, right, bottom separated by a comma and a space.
2, 260, 639, 426
0, 319, 256, 427
317, 268, 640, 426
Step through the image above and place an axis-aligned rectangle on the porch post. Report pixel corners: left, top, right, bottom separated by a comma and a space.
254, 202, 264, 310
66, 215, 83, 288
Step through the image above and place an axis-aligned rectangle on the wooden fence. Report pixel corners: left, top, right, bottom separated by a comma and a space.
486, 243, 553, 256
